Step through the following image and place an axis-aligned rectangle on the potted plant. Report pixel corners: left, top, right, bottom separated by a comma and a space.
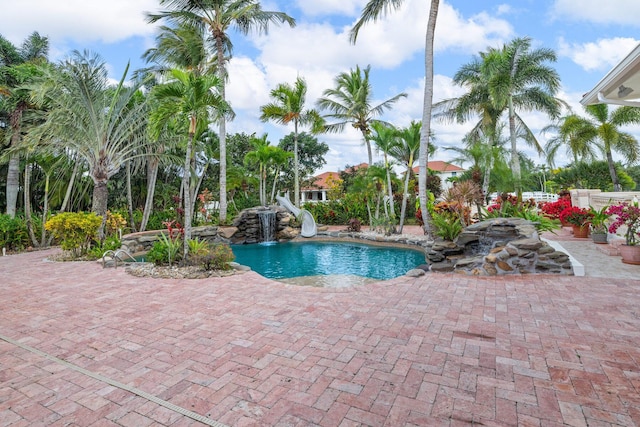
589, 205, 610, 244
605, 198, 640, 264
559, 206, 594, 238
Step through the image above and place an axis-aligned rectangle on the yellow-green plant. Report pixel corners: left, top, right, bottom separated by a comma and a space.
429, 211, 463, 241
45, 212, 102, 257
105, 211, 127, 237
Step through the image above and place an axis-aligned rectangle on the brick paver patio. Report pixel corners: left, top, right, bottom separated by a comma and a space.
1, 247, 639, 426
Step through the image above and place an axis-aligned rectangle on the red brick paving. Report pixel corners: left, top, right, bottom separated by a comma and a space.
1, 247, 639, 426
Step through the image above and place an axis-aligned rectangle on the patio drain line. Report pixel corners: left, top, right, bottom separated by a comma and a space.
0, 333, 228, 427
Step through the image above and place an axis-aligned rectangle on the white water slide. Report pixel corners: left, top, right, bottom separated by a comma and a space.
276, 195, 317, 237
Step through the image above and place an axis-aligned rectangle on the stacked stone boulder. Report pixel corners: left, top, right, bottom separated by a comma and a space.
427, 218, 573, 275
229, 206, 297, 244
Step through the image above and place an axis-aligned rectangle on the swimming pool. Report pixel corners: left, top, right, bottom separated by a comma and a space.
231, 240, 426, 282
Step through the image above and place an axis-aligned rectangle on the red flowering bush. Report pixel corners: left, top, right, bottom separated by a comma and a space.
605, 201, 640, 246
541, 198, 571, 219
559, 206, 593, 227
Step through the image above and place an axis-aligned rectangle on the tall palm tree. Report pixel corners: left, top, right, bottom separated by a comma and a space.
140, 22, 213, 232
260, 77, 324, 207
317, 65, 407, 166
546, 104, 640, 191
26, 51, 148, 237
389, 120, 421, 232
351, 0, 440, 235
368, 121, 400, 219
150, 68, 228, 259
147, 0, 295, 224
482, 37, 564, 199
0, 31, 49, 218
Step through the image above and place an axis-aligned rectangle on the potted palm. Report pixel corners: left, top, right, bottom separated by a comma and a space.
589, 205, 610, 244
559, 206, 594, 238
605, 198, 640, 264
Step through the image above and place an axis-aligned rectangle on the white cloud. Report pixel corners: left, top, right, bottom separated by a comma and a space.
294, 0, 365, 17
1, 0, 158, 45
551, 0, 640, 25
558, 37, 639, 71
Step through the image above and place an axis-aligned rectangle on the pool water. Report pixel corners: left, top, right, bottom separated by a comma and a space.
231, 240, 426, 281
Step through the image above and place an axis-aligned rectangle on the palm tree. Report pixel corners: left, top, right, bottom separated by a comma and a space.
26, 51, 149, 237
147, 0, 295, 224
317, 65, 407, 166
244, 133, 273, 206
260, 77, 324, 207
244, 133, 292, 205
547, 104, 640, 191
543, 115, 600, 166
351, 0, 440, 235
368, 121, 400, 219
482, 37, 565, 199
139, 22, 213, 232
389, 121, 421, 232
150, 68, 229, 259
0, 31, 49, 218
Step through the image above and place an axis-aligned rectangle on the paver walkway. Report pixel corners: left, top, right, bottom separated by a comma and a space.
1, 239, 639, 426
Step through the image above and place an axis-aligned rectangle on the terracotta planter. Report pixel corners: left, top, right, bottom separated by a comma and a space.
619, 244, 640, 265
571, 224, 590, 238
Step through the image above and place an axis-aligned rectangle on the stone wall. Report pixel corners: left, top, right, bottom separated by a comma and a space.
120, 226, 231, 254
427, 218, 573, 275
120, 206, 300, 253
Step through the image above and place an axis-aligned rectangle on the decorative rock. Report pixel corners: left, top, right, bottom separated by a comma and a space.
483, 264, 498, 275
496, 261, 513, 271
406, 268, 426, 277
510, 238, 543, 251
218, 226, 238, 239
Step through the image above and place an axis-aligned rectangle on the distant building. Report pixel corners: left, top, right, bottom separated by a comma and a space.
413, 160, 466, 191
301, 163, 368, 203
301, 171, 335, 203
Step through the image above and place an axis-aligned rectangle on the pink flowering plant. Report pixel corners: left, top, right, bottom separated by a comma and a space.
605, 200, 640, 246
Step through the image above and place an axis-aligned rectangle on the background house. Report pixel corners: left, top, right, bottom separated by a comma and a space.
413, 161, 466, 192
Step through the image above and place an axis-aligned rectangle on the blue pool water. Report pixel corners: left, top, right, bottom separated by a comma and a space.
231, 241, 426, 280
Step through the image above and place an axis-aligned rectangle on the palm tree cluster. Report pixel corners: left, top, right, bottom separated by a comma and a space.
2, 0, 640, 255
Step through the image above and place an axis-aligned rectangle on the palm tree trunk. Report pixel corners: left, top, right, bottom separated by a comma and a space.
40, 172, 50, 247
384, 153, 395, 218
91, 177, 109, 242
418, 0, 440, 236
182, 134, 194, 260
270, 166, 281, 204
398, 167, 411, 233
5, 106, 25, 218
294, 120, 300, 207
126, 160, 136, 232
216, 37, 228, 224
605, 149, 621, 191
6, 153, 20, 218
59, 159, 79, 213
23, 163, 39, 247
140, 154, 159, 232
508, 96, 522, 201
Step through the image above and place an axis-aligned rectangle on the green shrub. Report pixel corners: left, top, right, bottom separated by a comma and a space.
87, 235, 122, 260
0, 214, 29, 251
201, 243, 235, 271
45, 212, 102, 256
147, 232, 182, 266
430, 211, 463, 241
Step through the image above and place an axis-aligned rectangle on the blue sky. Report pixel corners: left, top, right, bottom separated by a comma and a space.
4, 0, 640, 174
